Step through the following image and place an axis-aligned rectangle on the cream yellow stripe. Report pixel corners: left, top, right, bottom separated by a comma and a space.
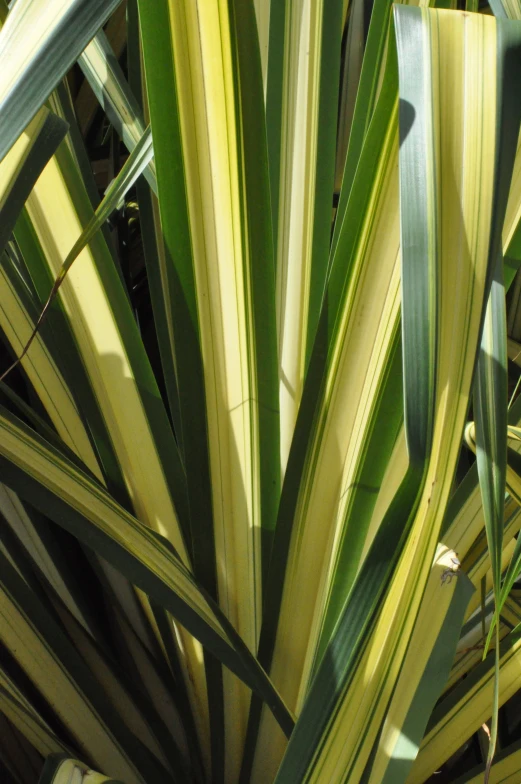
307, 11, 497, 782
367, 547, 465, 782
0, 415, 225, 635
167, 0, 265, 775
0, 592, 142, 784
0, 669, 66, 758
0, 265, 102, 480
251, 99, 401, 784
276, 0, 325, 475
24, 150, 187, 559
410, 634, 521, 783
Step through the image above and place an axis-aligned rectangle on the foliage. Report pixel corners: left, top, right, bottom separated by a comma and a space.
1, 0, 521, 783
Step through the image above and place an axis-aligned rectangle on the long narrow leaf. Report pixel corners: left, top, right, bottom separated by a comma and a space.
0, 0, 122, 163
410, 629, 521, 783
137, 1, 280, 776
365, 547, 474, 783
273, 9, 521, 782
0, 405, 294, 737
0, 108, 67, 255
473, 254, 508, 775
78, 30, 157, 194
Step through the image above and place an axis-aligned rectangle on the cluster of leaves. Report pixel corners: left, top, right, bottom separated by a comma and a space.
2, 0, 521, 783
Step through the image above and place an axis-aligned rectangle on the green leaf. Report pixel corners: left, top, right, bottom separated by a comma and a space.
455, 737, 521, 783
2, 126, 153, 382
333, 0, 372, 195
363, 548, 475, 783
0, 670, 69, 760
331, 0, 396, 255
0, 405, 294, 740
0, 546, 174, 784
78, 31, 157, 194
273, 0, 343, 473
137, 2, 281, 776
125, 0, 183, 444
0, 108, 67, 255
410, 629, 521, 783
472, 256, 508, 774
489, 0, 521, 20
245, 65, 403, 784
272, 8, 521, 782
0, 0, 122, 163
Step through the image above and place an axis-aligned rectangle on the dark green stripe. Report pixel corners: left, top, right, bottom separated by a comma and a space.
0, 111, 67, 257
395, 4, 436, 467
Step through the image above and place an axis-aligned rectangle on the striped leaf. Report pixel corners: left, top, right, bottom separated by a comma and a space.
473, 256, 508, 772
78, 30, 157, 194
272, 8, 521, 782
0, 405, 294, 737
137, 1, 280, 777
3, 125, 153, 382
9, 124, 214, 745
272, 0, 343, 473
0, 670, 69, 761
0, 0, 122, 163
4, 2, 521, 781
247, 53, 403, 784
364, 547, 475, 783
0, 107, 67, 255
488, 0, 521, 20
38, 754, 120, 784
456, 738, 521, 784
0, 546, 170, 784
410, 629, 521, 783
